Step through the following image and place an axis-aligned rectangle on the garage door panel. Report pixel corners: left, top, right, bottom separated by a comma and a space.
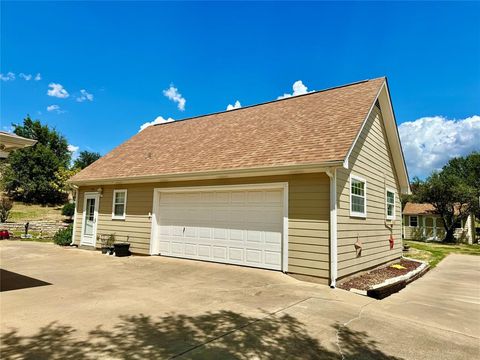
184, 243, 197, 256
265, 251, 281, 266
213, 247, 227, 260
229, 229, 243, 241
229, 248, 244, 262
245, 249, 261, 264
197, 245, 211, 258
171, 242, 184, 255
198, 227, 211, 239
156, 187, 284, 271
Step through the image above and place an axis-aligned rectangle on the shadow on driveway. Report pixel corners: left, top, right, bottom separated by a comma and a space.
0, 310, 402, 359
0, 269, 51, 292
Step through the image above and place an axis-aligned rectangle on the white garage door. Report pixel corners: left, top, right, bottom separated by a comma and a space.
154, 185, 285, 270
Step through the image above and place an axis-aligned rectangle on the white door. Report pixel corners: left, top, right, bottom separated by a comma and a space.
153, 185, 286, 271
81, 193, 99, 246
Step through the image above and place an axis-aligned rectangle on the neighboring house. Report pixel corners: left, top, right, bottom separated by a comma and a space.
69, 77, 410, 287
0, 131, 37, 159
403, 202, 476, 244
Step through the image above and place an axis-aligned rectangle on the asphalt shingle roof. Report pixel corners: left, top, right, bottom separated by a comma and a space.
71, 77, 385, 183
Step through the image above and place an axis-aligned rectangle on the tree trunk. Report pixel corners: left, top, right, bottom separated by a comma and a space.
442, 217, 456, 243
444, 227, 456, 243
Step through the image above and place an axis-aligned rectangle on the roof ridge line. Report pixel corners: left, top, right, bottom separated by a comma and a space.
151, 77, 385, 127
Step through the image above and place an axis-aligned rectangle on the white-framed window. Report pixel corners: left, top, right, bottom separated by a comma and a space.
409, 216, 418, 227
386, 188, 396, 220
350, 175, 367, 218
112, 189, 127, 220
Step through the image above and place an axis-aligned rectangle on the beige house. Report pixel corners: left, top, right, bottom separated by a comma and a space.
403, 202, 477, 244
0, 131, 37, 158
69, 77, 410, 286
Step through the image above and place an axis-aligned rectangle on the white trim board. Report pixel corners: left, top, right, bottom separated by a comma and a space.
80, 192, 100, 247
112, 189, 128, 220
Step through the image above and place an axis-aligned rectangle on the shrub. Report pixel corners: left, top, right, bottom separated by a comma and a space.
0, 197, 13, 223
53, 224, 73, 246
62, 202, 75, 220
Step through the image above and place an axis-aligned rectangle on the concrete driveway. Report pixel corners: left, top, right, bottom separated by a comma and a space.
0, 241, 478, 359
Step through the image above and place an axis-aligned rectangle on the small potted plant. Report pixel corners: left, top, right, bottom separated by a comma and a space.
98, 235, 109, 254
107, 234, 116, 255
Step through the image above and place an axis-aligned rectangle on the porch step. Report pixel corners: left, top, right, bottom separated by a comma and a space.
78, 245, 96, 251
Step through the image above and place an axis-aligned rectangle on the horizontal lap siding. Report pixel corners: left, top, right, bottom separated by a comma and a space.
74, 173, 330, 281
336, 106, 402, 279
288, 174, 330, 281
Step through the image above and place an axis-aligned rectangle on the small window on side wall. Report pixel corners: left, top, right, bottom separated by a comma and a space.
409, 216, 418, 227
350, 175, 367, 217
386, 188, 395, 220
112, 189, 127, 220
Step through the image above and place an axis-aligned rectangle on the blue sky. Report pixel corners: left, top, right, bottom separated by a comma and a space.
1, 1, 479, 178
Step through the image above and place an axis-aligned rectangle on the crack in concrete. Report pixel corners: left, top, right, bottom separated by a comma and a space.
335, 300, 375, 360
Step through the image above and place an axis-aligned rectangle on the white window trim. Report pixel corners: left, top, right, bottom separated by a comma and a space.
409, 215, 418, 227
112, 189, 127, 220
386, 187, 396, 220
350, 174, 367, 218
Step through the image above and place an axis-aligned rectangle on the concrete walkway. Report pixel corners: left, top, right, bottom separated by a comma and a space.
0, 241, 479, 359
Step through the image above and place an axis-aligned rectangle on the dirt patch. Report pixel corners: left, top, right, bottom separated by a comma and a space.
338, 259, 421, 291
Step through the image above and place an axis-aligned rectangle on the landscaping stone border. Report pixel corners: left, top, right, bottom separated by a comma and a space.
0, 221, 70, 238
350, 257, 429, 300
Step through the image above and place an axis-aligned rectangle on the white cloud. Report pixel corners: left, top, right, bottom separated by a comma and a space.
34, 73, 41, 81
76, 89, 94, 102
46, 104, 65, 114
68, 144, 79, 153
277, 80, 312, 99
47, 83, 69, 98
139, 116, 174, 132
399, 115, 480, 178
226, 100, 242, 111
68, 144, 80, 160
0, 72, 15, 81
47, 104, 60, 112
163, 85, 186, 111
19, 73, 33, 81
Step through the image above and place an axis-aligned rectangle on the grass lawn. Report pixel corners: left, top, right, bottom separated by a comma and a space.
8, 202, 64, 222
405, 241, 480, 268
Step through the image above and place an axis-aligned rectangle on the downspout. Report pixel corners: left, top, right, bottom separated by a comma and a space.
326, 168, 338, 288
70, 186, 79, 246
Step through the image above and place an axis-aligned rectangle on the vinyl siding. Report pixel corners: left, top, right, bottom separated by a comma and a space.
336, 105, 403, 279
73, 173, 330, 282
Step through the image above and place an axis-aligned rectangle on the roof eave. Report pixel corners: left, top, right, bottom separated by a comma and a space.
68, 161, 345, 186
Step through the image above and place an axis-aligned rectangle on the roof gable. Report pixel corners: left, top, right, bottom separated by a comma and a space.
343, 79, 410, 194
71, 78, 392, 184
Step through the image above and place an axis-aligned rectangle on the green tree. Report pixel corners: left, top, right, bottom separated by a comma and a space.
400, 176, 423, 210
3, 116, 71, 205
61, 202, 75, 221
416, 153, 480, 242
73, 151, 101, 169
51, 167, 80, 197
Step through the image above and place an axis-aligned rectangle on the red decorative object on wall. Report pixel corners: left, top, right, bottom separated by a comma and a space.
389, 235, 394, 249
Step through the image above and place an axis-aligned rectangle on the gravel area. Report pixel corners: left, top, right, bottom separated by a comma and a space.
338, 258, 421, 291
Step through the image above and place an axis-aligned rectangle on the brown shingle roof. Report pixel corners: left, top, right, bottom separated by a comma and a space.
71, 78, 385, 183
403, 203, 438, 215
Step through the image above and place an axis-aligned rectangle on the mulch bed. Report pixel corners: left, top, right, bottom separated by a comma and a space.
338, 258, 421, 291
